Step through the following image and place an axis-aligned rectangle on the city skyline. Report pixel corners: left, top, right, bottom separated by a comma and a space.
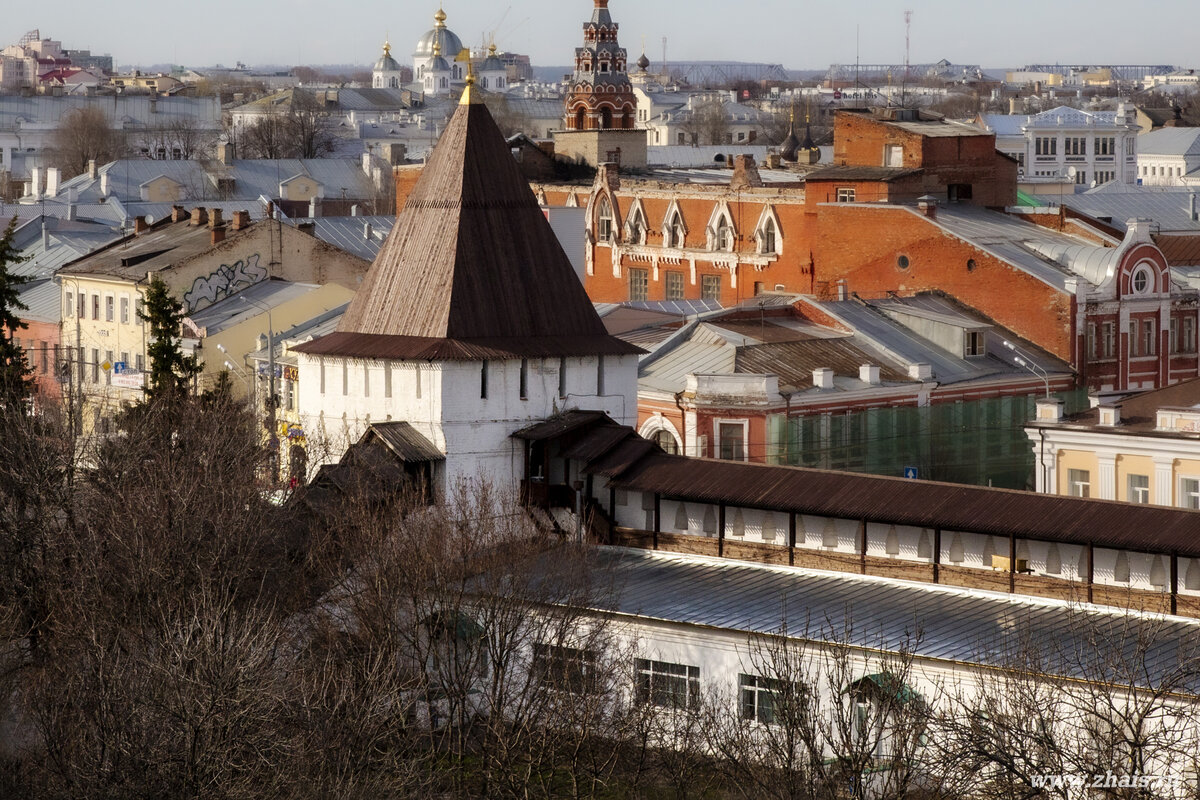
3, 0, 1197, 74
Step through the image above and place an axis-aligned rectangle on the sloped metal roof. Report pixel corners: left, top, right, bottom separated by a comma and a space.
367, 421, 444, 462
1136, 127, 1200, 157
598, 452, 1200, 556
15, 279, 62, 324
282, 216, 395, 262
576, 547, 1200, 689
1065, 190, 1200, 234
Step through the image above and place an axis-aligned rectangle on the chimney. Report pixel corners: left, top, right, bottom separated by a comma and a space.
30, 167, 42, 199
729, 155, 764, 190
134, 215, 149, 235
66, 202, 76, 222
1035, 397, 1064, 423
859, 364, 881, 385
41, 222, 50, 251
598, 162, 620, 192
361, 152, 373, 175
211, 225, 227, 245
908, 363, 933, 380
1098, 405, 1121, 427
308, 197, 321, 218
836, 279, 848, 301
812, 368, 835, 390
1008, 96, 1018, 114
231, 210, 251, 231
217, 141, 236, 165
171, 205, 188, 222
208, 208, 223, 229
363, 221, 373, 241
87, 159, 98, 180
1190, 193, 1198, 222
917, 195, 938, 218
350, 204, 360, 217
45, 167, 61, 197
190, 207, 208, 226
99, 171, 110, 198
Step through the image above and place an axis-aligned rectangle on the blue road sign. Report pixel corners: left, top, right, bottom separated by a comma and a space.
113, 361, 127, 374
904, 466, 918, 480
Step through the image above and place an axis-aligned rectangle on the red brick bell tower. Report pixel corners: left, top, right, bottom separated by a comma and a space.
564, 0, 637, 131
555, 1, 647, 168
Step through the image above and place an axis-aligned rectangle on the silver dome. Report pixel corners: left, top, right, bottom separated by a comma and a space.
415, 27, 464, 60
374, 53, 402, 73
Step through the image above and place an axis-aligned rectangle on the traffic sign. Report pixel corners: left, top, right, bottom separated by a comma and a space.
903, 466, 918, 480
113, 361, 127, 374
101, 360, 113, 373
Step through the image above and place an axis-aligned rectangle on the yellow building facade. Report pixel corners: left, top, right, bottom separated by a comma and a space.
1028, 384, 1200, 509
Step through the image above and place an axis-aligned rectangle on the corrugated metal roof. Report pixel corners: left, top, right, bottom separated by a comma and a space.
736, 338, 912, 391
367, 422, 444, 462
576, 547, 1200, 688
1032, 377, 1200, 436
596, 452, 1200, 556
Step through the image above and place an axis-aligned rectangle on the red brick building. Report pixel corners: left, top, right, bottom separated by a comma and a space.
547, 108, 1199, 393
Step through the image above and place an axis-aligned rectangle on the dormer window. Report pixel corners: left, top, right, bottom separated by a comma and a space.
597, 197, 614, 242
626, 205, 647, 245
758, 217, 777, 254
715, 218, 733, 251
665, 209, 685, 248
965, 331, 986, 358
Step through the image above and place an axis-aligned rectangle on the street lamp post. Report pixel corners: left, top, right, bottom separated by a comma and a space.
240, 295, 277, 480
1002, 339, 1050, 398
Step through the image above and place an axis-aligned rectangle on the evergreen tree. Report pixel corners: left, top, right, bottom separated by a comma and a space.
0, 217, 31, 403
138, 275, 199, 400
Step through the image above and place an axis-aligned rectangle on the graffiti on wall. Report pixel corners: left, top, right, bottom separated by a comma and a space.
184, 254, 267, 311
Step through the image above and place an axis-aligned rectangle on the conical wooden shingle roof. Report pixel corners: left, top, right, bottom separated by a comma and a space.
297, 98, 639, 360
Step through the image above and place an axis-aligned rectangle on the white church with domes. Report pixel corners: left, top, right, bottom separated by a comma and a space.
370, 6, 511, 99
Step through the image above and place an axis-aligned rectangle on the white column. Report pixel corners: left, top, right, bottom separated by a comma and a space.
1096, 454, 1117, 501
1038, 445, 1058, 495
1154, 457, 1175, 506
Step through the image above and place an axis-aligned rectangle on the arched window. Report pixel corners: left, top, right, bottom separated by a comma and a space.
626, 205, 647, 245
714, 215, 733, 251
666, 210, 685, 248
654, 429, 679, 454
759, 217, 777, 254
596, 196, 614, 242
575, 107, 586, 130
600, 106, 613, 129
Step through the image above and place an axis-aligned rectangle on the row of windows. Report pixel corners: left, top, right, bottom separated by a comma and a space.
628, 268, 725, 302
1085, 318, 1197, 359
595, 198, 779, 255
1141, 165, 1187, 178
63, 290, 142, 324
1067, 468, 1200, 510
317, 357, 605, 402
538, 647, 875, 729
1034, 136, 1133, 157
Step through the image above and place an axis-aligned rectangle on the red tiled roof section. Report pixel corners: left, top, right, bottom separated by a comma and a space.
332, 100, 629, 354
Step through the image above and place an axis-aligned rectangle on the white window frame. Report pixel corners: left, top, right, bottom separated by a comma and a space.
1180, 476, 1200, 510
1068, 468, 1091, 498
1127, 474, 1150, 504
714, 418, 749, 462
635, 658, 699, 709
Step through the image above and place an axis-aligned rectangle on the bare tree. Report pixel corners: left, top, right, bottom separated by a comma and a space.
48, 107, 127, 178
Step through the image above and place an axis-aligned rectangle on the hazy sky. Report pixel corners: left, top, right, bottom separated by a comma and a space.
5, 1, 1196, 71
